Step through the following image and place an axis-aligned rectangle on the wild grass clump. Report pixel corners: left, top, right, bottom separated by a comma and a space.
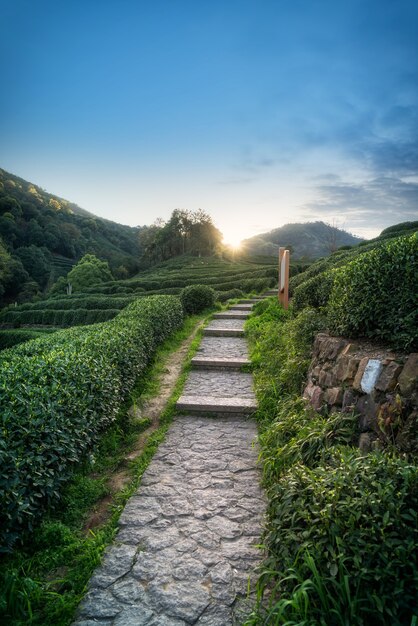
245, 299, 418, 626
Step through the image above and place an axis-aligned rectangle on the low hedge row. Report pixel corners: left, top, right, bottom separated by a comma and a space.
328, 233, 417, 350
0, 295, 184, 551
0, 329, 56, 350
1, 308, 120, 327
12, 296, 135, 312
216, 289, 244, 302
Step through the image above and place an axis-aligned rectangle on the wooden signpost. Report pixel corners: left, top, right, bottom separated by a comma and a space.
278, 246, 290, 309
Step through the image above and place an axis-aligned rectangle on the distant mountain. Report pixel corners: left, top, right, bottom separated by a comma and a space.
241, 221, 365, 259
0, 168, 142, 305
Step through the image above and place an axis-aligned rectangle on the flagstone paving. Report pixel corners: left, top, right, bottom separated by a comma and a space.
73, 297, 267, 626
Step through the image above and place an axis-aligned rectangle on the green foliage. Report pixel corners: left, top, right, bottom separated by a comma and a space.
0, 168, 141, 305
246, 300, 418, 626
14, 246, 51, 289
293, 269, 336, 311
216, 288, 244, 302
0, 295, 183, 551
255, 449, 418, 626
0, 329, 56, 350
66, 254, 113, 292
139, 209, 223, 265
379, 220, 418, 237
328, 233, 418, 349
247, 299, 326, 398
180, 284, 216, 314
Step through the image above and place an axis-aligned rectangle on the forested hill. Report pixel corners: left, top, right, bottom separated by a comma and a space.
0, 168, 141, 304
241, 221, 364, 259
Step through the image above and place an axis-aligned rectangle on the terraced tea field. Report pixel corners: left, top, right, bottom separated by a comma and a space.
0, 256, 277, 334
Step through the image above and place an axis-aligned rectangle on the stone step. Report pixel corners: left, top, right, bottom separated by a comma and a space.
229, 304, 253, 311
203, 328, 245, 337
176, 395, 257, 415
191, 356, 250, 369
264, 290, 278, 296
213, 311, 250, 319
238, 299, 264, 304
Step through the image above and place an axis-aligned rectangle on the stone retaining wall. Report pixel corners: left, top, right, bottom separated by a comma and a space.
303, 333, 417, 453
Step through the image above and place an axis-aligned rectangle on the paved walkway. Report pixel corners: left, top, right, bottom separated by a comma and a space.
74, 296, 269, 626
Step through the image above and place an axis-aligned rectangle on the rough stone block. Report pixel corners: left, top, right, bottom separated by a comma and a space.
311, 365, 321, 381
356, 395, 377, 432
375, 361, 403, 392
333, 354, 360, 383
303, 381, 315, 400
398, 354, 418, 396
319, 369, 333, 387
310, 386, 324, 411
320, 336, 349, 361
361, 359, 383, 394
324, 387, 343, 406
342, 389, 357, 413
353, 357, 370, 392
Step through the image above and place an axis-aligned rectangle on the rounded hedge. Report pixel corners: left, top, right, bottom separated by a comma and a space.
180, 284, 215, 314
327, 233, 417, 350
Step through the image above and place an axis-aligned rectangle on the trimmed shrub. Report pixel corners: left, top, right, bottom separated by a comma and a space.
180, 284, 215, 314
328, 233, 418, 350
0, 295, 183, 551
292, 269, 336, 311
216, 289, 244, 302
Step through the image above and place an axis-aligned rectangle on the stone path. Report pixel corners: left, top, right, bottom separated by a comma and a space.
74, 295, 273, 626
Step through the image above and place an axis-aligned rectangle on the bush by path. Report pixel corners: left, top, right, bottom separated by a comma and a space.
0, 295, 183, 551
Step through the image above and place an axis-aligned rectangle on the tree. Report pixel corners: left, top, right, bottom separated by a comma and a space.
14, 245, 51, 289
66, 254, 113, 292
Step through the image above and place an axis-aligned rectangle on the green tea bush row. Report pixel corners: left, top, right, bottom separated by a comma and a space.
0, 329, 56, 350
328, 233, 418, 350
0, 295, 183, 551
11, 296, 134, 312
216, 288, 244, 302
1, 308, 120, 327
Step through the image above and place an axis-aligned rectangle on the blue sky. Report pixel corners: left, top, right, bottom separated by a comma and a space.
1, 0, 417, 243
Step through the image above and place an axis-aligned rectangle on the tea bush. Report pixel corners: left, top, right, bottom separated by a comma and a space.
0, 295, 183, 551
328, 233, 418, 349
0, 329, 56, 350
180, 284, 216, 314
216, 288, 244, 302
292, 269, 336, 311
260, 449, 418, 626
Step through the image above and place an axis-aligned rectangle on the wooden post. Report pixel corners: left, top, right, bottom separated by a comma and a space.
279, 248, 290, 309
278, 247, 285, 302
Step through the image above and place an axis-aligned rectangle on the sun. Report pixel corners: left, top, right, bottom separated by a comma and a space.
222, 235, 242, 249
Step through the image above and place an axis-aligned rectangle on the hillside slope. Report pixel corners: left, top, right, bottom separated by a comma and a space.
241, 221, 364, 259
0, 168, 142, 304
